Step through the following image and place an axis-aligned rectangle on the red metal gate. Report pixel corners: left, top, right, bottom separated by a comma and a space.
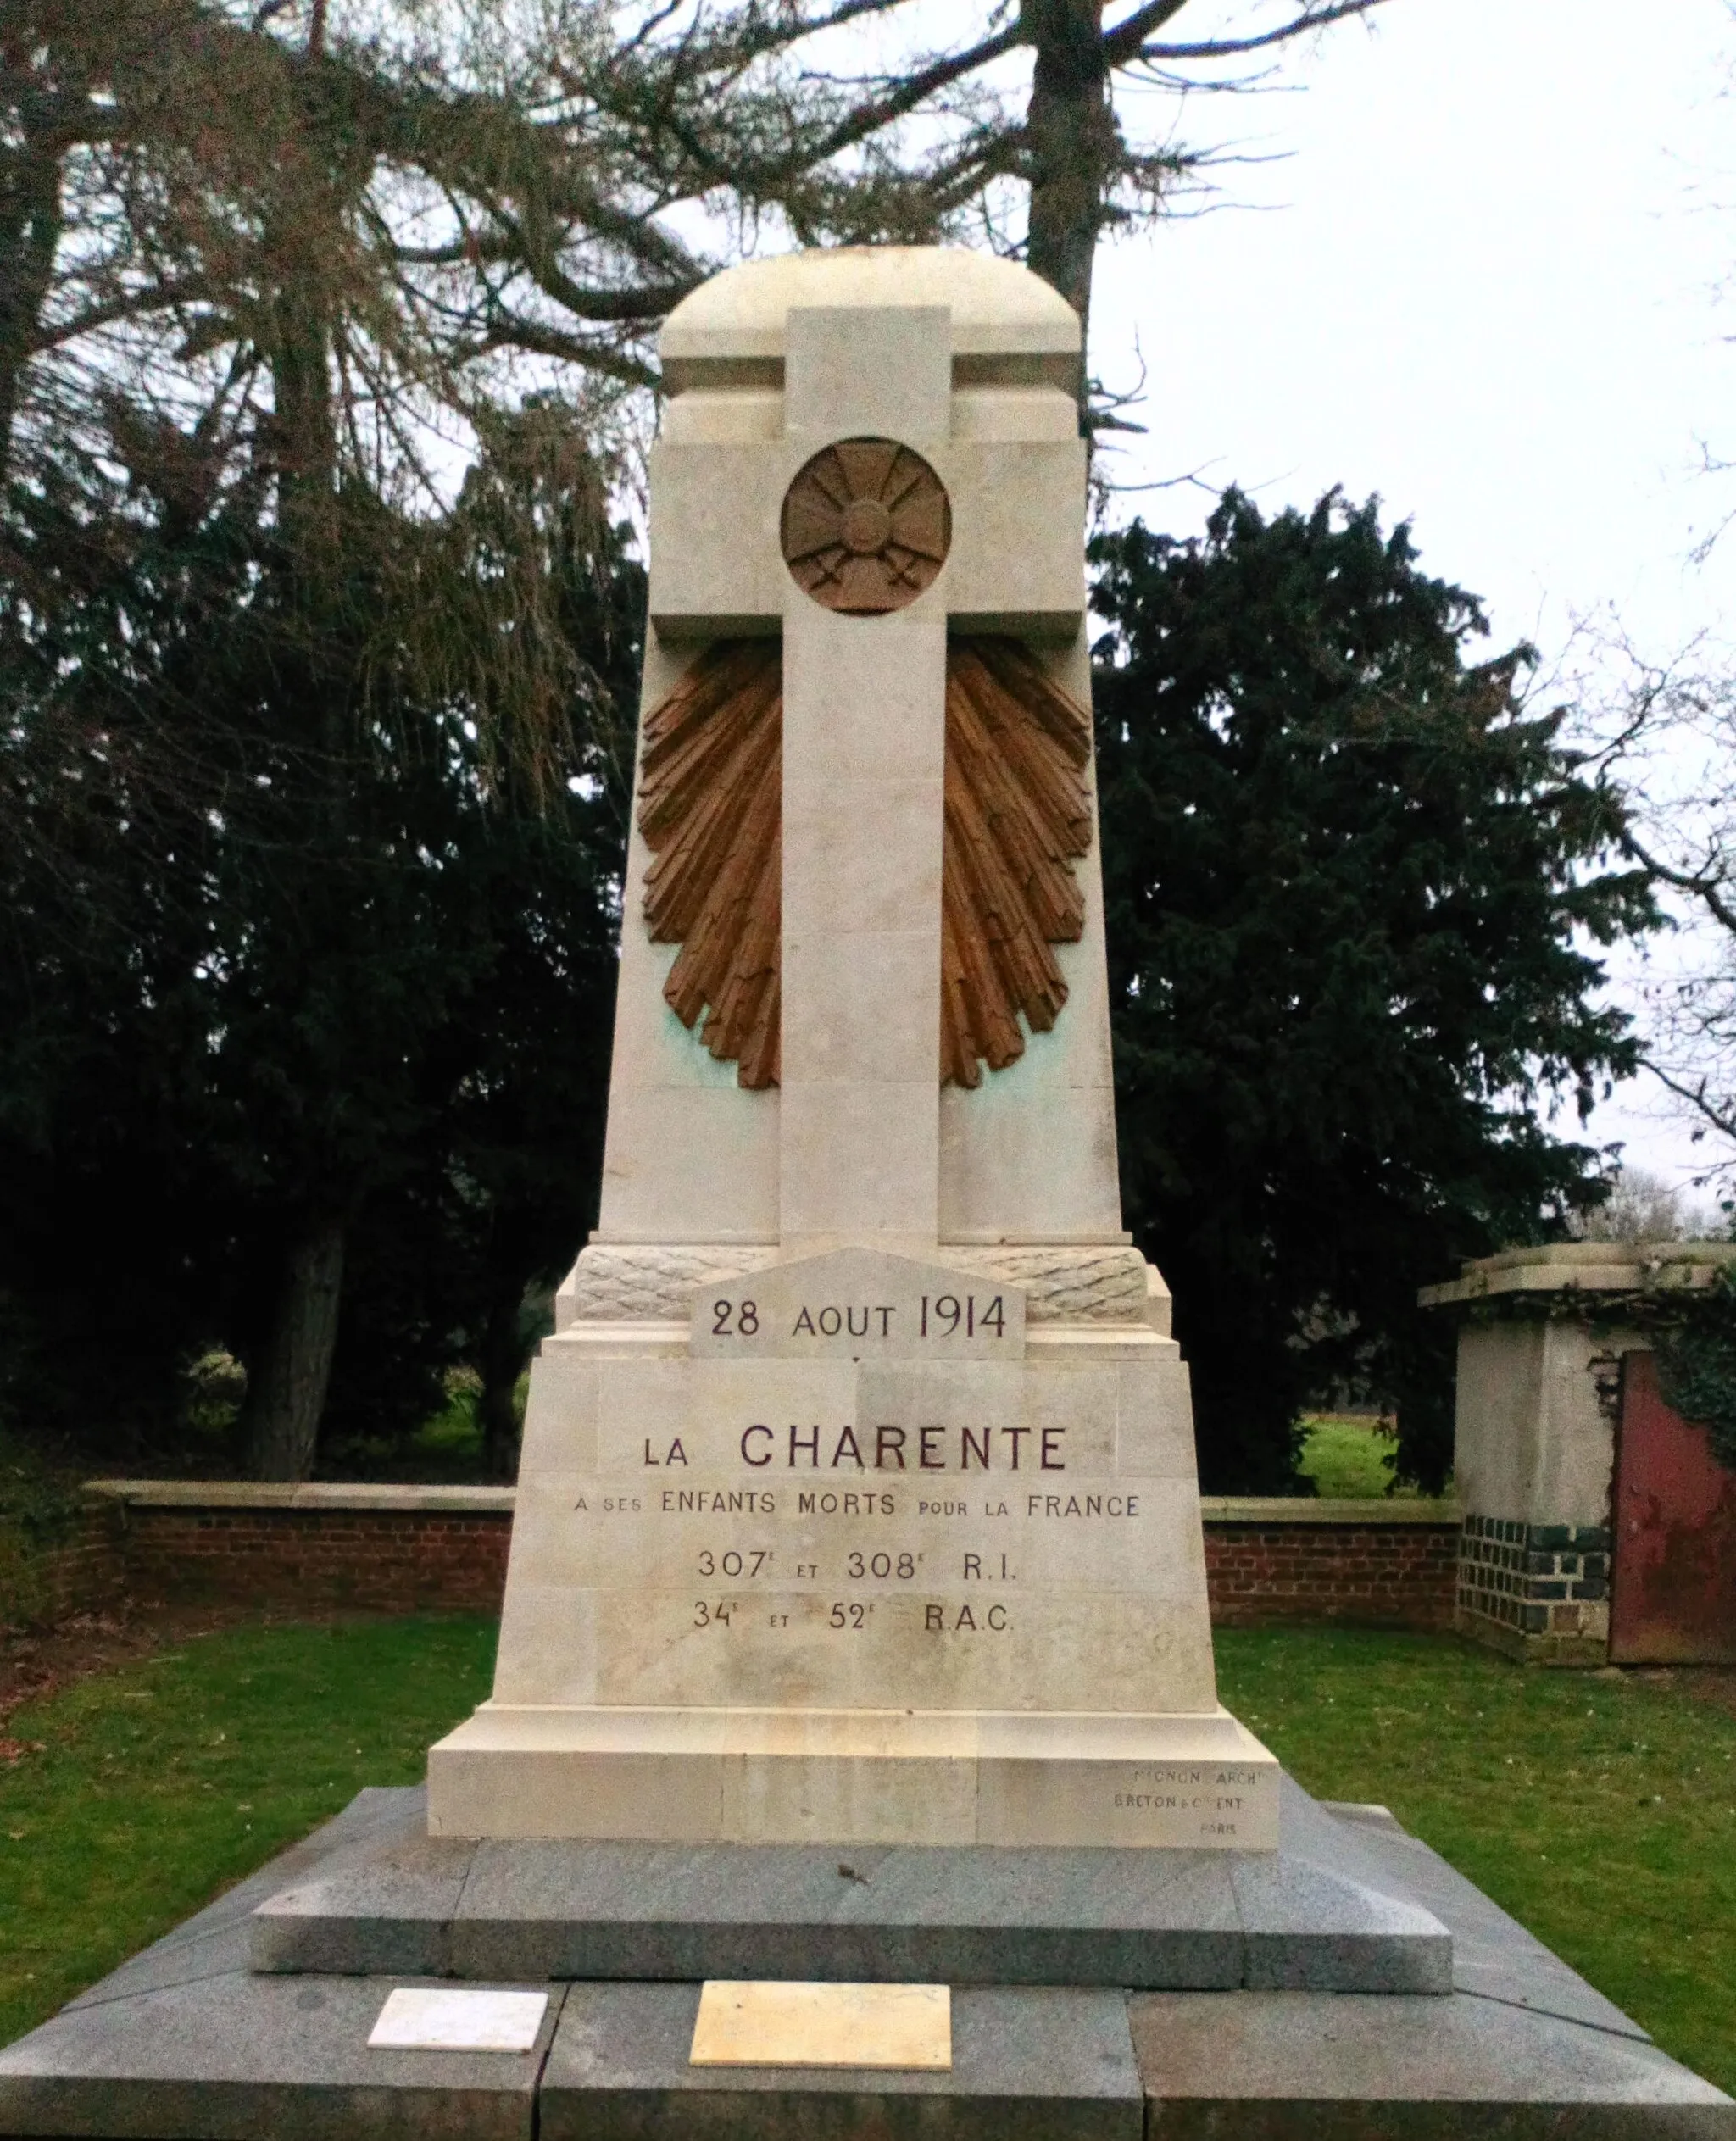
1611, 1349, 1736, 1664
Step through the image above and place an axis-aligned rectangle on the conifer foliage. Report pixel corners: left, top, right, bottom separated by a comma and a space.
0, 0, 652, 1478
1091, 491, 1654, 1491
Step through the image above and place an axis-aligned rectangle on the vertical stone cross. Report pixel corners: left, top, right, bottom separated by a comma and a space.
776, 306, 954, 1251
598, 249, 1117, 1266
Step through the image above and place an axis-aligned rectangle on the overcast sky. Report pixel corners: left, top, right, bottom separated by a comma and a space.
1084, 0, 1736, 1194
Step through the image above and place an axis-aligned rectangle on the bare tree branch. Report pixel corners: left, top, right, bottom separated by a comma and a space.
31, 282, 216, 354
1120, 0, 1392, 65
470, 315, 659, 389
801, 25, 1025, 164
1099, 0, 1193, 60
1623, 831, 1736, 937
1643, 1058, 1736, 1145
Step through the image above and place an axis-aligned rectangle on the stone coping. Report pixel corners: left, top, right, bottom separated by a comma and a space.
84, 1480, 516, 1514
659, 248, 1081, 364
1199, 1497, 1460, 1526
1420, 1238, 1736, 1309
82, 1481, 1456, 1526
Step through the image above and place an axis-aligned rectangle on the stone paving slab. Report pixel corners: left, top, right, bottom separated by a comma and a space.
111, 1788, 417, 1970
1227, 1777, 1452, 1991
57, 1915, 256, 2015
448, 1834, 1251, 1989
251, 1778, 1450, 1993
64, 1793, 442, 2016
249, 1832, 475, 1978
0, 1971, 564, 2140
1129, 1989, 1736, 2138
539, 1981, 1143, 2141
7, 1970, 1728, 2141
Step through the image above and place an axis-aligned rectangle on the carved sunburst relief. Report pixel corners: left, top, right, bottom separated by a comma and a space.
780, 438, 951, 613
938, 637, 1093, 1087
638, 642, 784, 1087
638, 637, 1093, 1089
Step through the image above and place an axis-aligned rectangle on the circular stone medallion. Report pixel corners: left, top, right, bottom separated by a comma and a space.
781, 438, 951, 614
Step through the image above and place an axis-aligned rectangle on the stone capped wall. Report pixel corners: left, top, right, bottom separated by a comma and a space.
122, 1503, 512, 1615
27, 1484, 1460, 1635
1201, 1499, 1459, 1632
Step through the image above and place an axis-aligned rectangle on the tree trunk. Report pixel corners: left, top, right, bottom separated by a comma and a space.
1020, 0, 1115, 428
265, 16, 342, 557
0, 121, 65, 490
241, 1214, 347, 1481
238, 37, 352, 1493
479, 1286, 531, 1482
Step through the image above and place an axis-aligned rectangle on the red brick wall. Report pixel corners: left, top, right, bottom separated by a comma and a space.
14, 1492, 1458, 1631
1204, 1519, 1458, 1631
0, 1504, 128, 1631
121, 1500, 1457, 1629
122, 1505, 512, 1614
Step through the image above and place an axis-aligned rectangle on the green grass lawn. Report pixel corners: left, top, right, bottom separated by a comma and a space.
1, 1617, 1731, 2097
0, 1615, 497, 2048
1296, 1413, 1445, 1499
1216, 1627, 1736, 2093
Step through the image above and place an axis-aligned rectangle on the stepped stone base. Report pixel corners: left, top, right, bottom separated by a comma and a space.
426, 1703, 1278, 1849
253, 1774, 1444, 1992
3, 1782, 1730, 2141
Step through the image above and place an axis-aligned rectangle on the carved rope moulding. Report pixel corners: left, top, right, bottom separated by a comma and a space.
780, 437, 951, 613
559, 1243, 781, 1326
565, 1243, 1149, 1324
637, 636, 1093, 1090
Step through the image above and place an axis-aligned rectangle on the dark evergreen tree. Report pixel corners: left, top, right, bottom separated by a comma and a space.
1090, 489, 1654, 1492
0, 421, 262, 1460
0, 403, 641, 1478
1, 0, 670, 1476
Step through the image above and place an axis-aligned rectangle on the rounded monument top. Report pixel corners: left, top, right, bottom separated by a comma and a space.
659, 247, 1080, 391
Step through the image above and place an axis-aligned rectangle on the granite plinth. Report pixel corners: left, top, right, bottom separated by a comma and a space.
251, 1776, 1444, 1993
4, 1789, 1732, 2141
0, 1967, 560, 2140
3, 1788, 1730, 2141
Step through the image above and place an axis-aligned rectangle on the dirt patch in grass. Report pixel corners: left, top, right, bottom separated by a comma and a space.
1662, 1666, 1736, 1721
0, 1596, 367, 1736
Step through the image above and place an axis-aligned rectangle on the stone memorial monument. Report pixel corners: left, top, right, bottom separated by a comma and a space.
428, 247, 1279, 1849
6, 247, 1731, 2141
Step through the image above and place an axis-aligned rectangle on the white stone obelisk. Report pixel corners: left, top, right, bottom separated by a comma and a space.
428, 249, 1279, 1849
